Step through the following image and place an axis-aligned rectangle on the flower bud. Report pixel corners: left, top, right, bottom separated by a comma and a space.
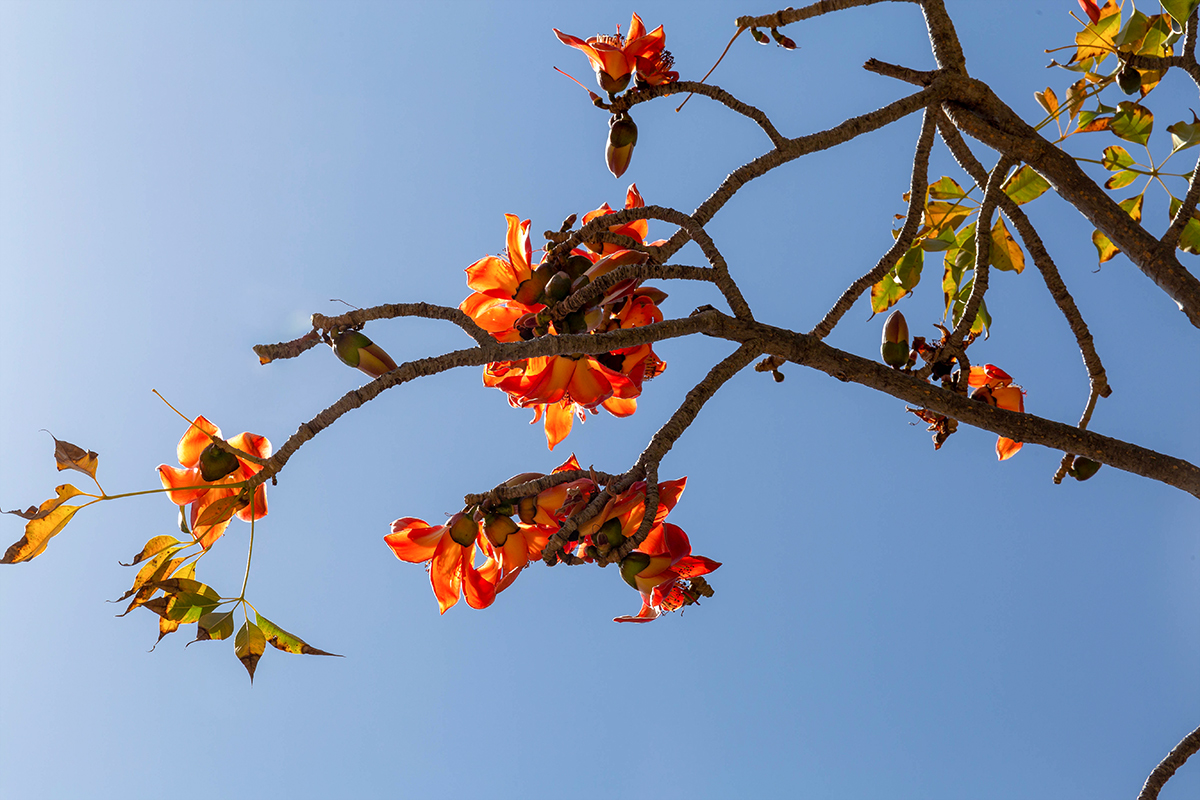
750, 27, 769, 44
880, 310, 910, 369
620, 551, 651, 588
198, 442, 240, 482
545, 271, 574, 303
447, 512, 479, 547
1068, 457, 1101, 481
634, 287, 669, 306
514, 264, 554, 306
332, 330, 398, 378
563, 309, 590, 335
517, 495, 538, 524
483, 514, 519, 547
606, 114, 638, 179
1117, 65, 1141, 95
596, 518, 626, 550
563, 254, 594, 280
597, 69, 631, 94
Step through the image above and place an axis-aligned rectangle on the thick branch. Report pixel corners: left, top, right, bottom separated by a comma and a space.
1137, 723, 1200, 800
940, 78, 1200, 327
552, 263, 717, 319
935, 114, 1111, 399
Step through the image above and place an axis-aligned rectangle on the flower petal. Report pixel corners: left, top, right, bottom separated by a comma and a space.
178, 416, 221, 467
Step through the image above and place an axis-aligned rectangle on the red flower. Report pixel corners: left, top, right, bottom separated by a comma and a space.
969, 364, 1026, 461
385, 515, 499, 614
460, 208, 668, 449
157, 416, 271, 549
615, 521, 720, 623
554, 14, 677, 94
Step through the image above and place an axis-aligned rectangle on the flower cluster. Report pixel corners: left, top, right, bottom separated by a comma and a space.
157, 416, 271, 549
460, 186, 667, 449
385, 455, 719, 621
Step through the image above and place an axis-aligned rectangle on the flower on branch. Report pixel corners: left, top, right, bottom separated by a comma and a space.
615, 521, 721, 624
384, 514, 500, 614
157, 416, 271, 549
459, 200, 667, 449
554, 13, 677, 94
969, 364, 1026, 461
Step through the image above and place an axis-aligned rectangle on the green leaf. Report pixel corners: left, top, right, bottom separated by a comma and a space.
194, 609, 237, 642
121, 535, 182, 567
1161, 0, 1199, 27
920, 226, 958, 252
951, 282, 990, 335
256, 614, 342, 657
1111, 10, 1151, 48
1111, 101, 1153, 145
989, 217, 1025, 273
1002, 166, 1050, 204
870, 245, 924, 314
115, 546, 186, 604
2, 495, 84, 564
1105, 170, 1139, 190
927, 176, 967, 200
1168, 197, 1200, 254
1100, 145, 1134, 170
235, 620, 267, 682
1167, 113, 1200, 153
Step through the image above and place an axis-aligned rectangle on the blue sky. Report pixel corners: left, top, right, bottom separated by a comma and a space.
1, 1, 1197, 798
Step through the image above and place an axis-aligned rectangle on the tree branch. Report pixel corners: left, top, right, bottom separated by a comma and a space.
811, 108, 937, 338
608, 81, 786, 148
1137, 722, 1200, 800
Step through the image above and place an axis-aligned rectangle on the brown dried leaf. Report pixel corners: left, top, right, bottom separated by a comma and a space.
45, 433, 100, 481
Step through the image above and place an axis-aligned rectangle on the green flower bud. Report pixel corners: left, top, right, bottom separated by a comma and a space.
597, 70, 631, 94
881, 310, 910, 368
483, 514, 519, 547
1117, 65, 1141, 95
606, 114, 638, 179
448, 512, 479, 547
1069, 457, 1102, 481
596, 518, 625, 550
620, 551, 651, 589
332, 330, 398, 378
198, 442, 240, 482
545, 271, 574, 303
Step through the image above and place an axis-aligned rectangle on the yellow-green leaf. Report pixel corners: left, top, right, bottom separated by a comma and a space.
194, 609, 237, 642
235, 620, 267, 682
1034, 88, 1058, 116
1118, 193, 1144, 223
1111, 101, 1153, 145
927, 176, 967, 200
923, 201, 971, 233
1002, 166, 1050, 205
1064, 79, 1087, 122
2, 497, 84, 564
1100, 145, 1134, 170
115, 547, 185, 604
1168, 197, 1200, 254
920, 226, 958, 252
1112, 9, 1152, 49
156, 616, 181, 645
256, 614, 342, 657
1167, 113, 1200, 153
1093, 229, 1120, 263
870, 245, 924, 314
1161, 0, 1200, 27
951, 282, 990, 335
989, 217, 1025, 273
121, 535, 182, 567
1105, 170, 1139, 190
1073, 3, 1122, 66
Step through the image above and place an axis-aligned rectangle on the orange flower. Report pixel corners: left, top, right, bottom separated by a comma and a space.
461, 206, 668, 449
582, 184, 650, 256
554, 13, 677, 94
969, 364, 1026, 461
385, 515, 500, 614
615, 521, 720, 623
157, 416, 271, 549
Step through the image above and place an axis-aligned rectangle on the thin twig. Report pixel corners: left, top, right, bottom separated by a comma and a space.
608, 80, 786, 148
811, 108, 937, 338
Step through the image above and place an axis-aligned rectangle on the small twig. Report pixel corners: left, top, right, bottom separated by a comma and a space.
863, 58, 939, 86
552, 263, 718, 319
1053, 383, 1104, 483
608, 80, 786, 148
811, 108, 937, 339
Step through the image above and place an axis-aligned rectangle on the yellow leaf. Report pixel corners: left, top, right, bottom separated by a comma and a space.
235, 620, 267, 682
989, 217, 1025, 273
2, 488, 85, 563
